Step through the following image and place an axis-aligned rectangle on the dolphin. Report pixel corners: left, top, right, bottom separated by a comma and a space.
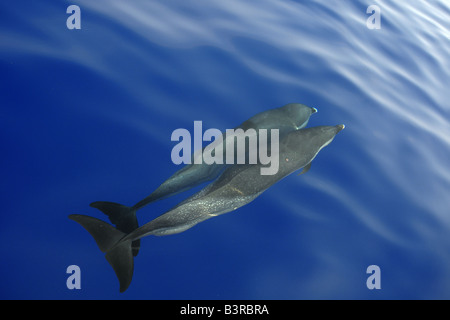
69, 124, 344, 292
89, 103, 317, 256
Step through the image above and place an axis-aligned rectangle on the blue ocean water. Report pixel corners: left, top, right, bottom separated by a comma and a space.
1, 0, 449, 300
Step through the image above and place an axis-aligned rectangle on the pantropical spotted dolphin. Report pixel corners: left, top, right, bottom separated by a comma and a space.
90, 104, 317, 256
69, 124, 344, 292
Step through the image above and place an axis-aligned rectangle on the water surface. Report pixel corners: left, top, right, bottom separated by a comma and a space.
1, 0, 449, 299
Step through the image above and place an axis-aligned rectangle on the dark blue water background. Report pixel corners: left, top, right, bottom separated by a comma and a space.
1, 0, 450, 299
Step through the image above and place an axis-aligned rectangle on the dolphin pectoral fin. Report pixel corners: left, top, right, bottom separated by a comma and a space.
90, 201, 140, 256
298, 163, 311, 175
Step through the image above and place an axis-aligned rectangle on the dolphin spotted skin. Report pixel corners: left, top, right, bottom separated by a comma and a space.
69, 124, 344, 292
90, 104, 317, 256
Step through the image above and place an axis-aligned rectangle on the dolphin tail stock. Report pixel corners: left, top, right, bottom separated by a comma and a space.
90, 201, 141, 256
69, 214, 134, 293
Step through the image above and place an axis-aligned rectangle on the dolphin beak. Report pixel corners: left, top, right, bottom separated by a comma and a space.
336, 124, 345, 132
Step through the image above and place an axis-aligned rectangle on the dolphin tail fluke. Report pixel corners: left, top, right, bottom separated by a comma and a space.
105, 240, 134, 293
89, 201, 141, 256
69, 214, 134, 292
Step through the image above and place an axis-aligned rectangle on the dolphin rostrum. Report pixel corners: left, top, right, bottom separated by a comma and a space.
69, 124, 344, 292
89, 104, 317, 256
